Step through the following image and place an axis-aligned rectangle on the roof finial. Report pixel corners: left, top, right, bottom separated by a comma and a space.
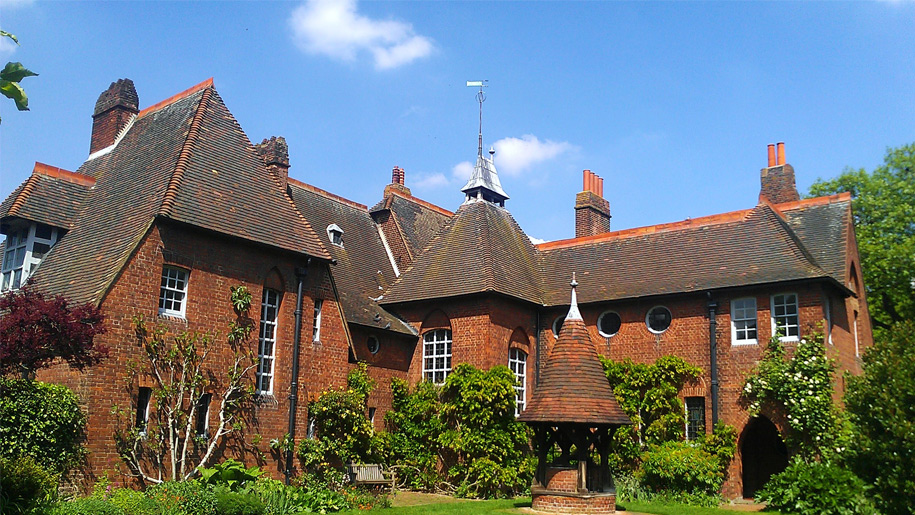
566, 272, 582, 321
467, 80, 488, 158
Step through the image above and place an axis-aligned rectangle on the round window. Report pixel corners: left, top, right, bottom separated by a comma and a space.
552, 316, 564, 338
646, 306, 672, 333
367, 335, 380, 355
598, 311, 622, 337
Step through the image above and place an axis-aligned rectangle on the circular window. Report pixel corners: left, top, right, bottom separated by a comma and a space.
598, 311, 622, 337
367, 336, 380, 355
552, 316, 564, 338
646, 306, 672, 334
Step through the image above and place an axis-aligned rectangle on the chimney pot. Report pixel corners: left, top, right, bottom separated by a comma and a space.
598, 177, 604, 198
777, 142, 785, 166
582, 170, 590, 192
767, 144, 776, 167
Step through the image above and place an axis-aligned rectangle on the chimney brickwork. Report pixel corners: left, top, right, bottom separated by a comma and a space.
759, 142, 800, 204
384, 166, 412, 197
575, 170, 611, 238
255, 136, 290, 189
90, 79, 139, 154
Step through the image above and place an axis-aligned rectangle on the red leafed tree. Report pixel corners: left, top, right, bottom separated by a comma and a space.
0, 286, 107, 377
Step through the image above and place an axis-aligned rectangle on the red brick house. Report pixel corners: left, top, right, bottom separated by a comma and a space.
1, 79, 872, 498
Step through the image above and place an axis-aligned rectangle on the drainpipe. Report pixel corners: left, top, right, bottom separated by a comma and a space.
535, 310, 541, 386
707, 293, 719, 427
285, 259, 310, 485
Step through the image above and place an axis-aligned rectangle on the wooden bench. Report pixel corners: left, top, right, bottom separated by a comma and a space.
346, 463, 395, 490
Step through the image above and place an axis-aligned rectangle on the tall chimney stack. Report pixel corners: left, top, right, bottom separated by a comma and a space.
384, 165, 411, 197
90, 79, 139, 155
255, 136, 290, 190
575, 169, 611, 238
759, 142, 800, 204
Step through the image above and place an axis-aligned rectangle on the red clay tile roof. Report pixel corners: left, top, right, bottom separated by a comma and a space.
538, 202, 835, 306
0, 163, 94, 231
287, 179, 415, 336
369, 190, 452, 259
22, 79, 328, 304
779, 194, 852, 285
381, 200, 543, 306
518, 301, 630, 425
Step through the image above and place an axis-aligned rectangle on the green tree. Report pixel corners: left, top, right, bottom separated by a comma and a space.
0, 31, 38, 124
809, 143, 915, 333
844, 321, 915, 515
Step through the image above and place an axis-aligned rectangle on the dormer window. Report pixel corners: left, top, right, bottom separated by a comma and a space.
326, 224, 344, 247
2, 222, 63, 292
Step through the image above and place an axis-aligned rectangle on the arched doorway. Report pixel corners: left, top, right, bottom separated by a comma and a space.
741, 416, 788, 498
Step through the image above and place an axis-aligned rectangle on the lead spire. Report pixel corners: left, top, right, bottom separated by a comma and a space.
566, 273, 582, 321
462, 80, 509, 207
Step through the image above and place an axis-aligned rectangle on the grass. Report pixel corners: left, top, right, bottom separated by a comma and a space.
340, 492, 779, 514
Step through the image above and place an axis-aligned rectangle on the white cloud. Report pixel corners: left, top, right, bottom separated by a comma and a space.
0, 0, 35, 10
451, 161, 473, 181
528, 235, 546, 245
413, 172, 450, 189
289, 0, 434, 70
492, 135, 575, 176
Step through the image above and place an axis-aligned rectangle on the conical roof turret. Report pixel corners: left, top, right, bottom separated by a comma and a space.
518, 276, 631, 425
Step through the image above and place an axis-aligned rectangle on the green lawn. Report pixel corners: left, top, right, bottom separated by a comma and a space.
341, 492, 779, 514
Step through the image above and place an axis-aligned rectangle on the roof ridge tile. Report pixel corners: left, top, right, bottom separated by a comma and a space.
32, 162, 96, 187
138, 78, 214, 118
158, 87, 211, 218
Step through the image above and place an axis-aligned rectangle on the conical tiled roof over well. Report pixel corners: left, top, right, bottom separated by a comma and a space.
519, 278, 631, 426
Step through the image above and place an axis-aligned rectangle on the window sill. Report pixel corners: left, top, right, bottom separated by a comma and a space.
732, 340, 758, 346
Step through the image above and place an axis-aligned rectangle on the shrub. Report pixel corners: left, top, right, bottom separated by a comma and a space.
51, 498, 125, 515
197, 459, 264, 491
146, 480, 217, 515
0, 456, 58, 515
213, 487, 265, 515
0, 378, 87, 473
637, 441, 723, 504
106, 488, 159, 515
756, 460, 875, 515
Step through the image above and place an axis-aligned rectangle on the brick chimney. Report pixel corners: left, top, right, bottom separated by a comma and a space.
759, 142, 800, 204
255, 136, 290, 189
90, 79, 139, 154
384, 166, 411, 197
575, 169, 611, 238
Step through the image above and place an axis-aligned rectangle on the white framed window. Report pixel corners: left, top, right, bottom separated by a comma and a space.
824, 297, 833, 345
731, 298, 758, 345
422, 329, 452, 384
257, 289, 280, 394
158, 266, 189, 317
1, 223, 62, 292
685, 396, 705, 441
598, 311, 622, 338
771, 293, 799, 341
136, 387, 152, 435
326, 224, 344, 247
508, 348, 527, 416
312, 299, 323, 342
646, 306, 672, 334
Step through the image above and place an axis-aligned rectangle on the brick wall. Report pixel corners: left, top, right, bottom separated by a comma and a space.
38, 221, 351, 487
532, 493, 616, 514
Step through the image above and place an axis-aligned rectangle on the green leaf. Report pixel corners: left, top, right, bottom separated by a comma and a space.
0, 31, 19, 45
0, 80, 29, 111
0, 62, 38, 83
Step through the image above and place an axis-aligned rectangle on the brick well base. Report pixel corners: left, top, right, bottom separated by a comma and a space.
531, 489, 616, 514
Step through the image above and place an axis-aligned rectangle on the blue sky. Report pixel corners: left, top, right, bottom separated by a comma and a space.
2, 0, 913, 243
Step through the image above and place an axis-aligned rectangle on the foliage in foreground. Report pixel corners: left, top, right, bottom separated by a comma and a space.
845, 321, 915, 515
385, 364, 534, 498
0, 285, 106, 377
0, 455, 58, 515
755, 460, 875, 515
0, 377, 88, 473
809, 142, 915, 333
0, 31, 38, 124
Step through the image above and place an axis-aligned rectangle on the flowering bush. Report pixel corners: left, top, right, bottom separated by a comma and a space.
742, 331, 846, 461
